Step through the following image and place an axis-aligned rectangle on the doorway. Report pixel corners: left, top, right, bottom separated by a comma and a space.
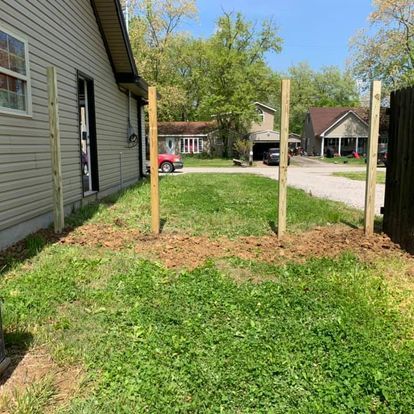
78, 73, 98, 195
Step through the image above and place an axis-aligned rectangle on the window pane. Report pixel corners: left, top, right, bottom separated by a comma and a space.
8, 36, 25, 58
9, 92, 18, 109
0, 73, 6, 90
7, 77, 24, 95
0, 31, 26, 75
0, 74, 26, 112
0, 49, 9, 70
0, 32, 7, 51
16, 95, 25, 111
0, 90, 9, 108
9, 55, 25, 75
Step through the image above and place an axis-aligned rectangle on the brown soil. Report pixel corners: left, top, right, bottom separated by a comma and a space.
0, 348, 82, 413
53, 223, 407, 271
1, 222, 409, 274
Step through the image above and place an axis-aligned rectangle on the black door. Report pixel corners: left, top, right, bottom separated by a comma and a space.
78, 73, 99, 194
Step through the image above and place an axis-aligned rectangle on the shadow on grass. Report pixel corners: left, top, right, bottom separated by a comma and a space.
160, 218, 167, 233
340, 217, 384, 233
268, 220, 277, 235
340, 220, 360, 230
0, 330, 33, 386
0, 178, 150, 277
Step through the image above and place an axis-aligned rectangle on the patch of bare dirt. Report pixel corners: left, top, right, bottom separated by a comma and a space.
1, 222, 411, 273
0, 348, 82, 413
130, 225, 407, 271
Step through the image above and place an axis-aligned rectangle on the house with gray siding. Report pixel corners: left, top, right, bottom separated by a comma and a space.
0, 0, 148, 249
303, 107, 389, 157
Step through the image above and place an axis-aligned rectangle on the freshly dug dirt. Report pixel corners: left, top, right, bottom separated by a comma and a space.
56, 224, 406, 270
135, 226, 406, 270
1, 223, 407, 273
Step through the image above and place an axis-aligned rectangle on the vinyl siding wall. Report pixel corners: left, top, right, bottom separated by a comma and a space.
250, 107, 275, 133
324, 114, 368, 138
0, 0, 142, 248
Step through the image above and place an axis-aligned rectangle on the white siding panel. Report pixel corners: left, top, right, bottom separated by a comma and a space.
0, 0, 142, 235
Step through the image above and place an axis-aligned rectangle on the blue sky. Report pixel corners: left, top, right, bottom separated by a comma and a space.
182, 0, 374, 73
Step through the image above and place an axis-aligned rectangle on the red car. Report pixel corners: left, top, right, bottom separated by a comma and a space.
147, 154, 184, 174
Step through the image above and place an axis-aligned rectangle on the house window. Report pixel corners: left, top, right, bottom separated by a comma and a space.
0, 27, 31, 116
256, 107, 264, 124
180, 137, 203, 154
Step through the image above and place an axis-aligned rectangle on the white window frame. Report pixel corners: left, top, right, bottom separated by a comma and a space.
256, 107, 264, 124
0, 25, 32, 117
180, 137, 204, 154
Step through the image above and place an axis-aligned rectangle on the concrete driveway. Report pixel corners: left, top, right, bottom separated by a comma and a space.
180, 157, 385, 214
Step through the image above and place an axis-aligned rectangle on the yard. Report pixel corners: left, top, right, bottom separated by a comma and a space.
1, 174, 414, 413
182, 157, 235, 168
333, 171, 387, 184
320, 156, 366, 165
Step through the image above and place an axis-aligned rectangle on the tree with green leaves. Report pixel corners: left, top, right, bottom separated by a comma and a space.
349, 0, 414, 92
269, 63, 360, 134
128, 0, 198, 119
194, 12, 282, 155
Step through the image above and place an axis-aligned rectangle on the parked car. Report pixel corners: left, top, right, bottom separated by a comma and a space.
263, 148, 291, 166
146, 154, 184, 174
378, 150, 388, 167
364, 150, 388, 166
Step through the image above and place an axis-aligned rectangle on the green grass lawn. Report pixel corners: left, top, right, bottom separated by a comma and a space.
2, 249, 414, 412
68, 174, 363, 237
1, 174, 412, 413
333, 171, 387, 184
320, 156, 366, 165
182, 157, 235, 167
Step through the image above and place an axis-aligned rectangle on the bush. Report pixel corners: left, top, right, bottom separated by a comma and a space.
233, 138, 251, 161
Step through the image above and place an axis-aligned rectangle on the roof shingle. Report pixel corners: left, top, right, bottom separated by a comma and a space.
158, 121, 217, 136
309, 107, 389, 136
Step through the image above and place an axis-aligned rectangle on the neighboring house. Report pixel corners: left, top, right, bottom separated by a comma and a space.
249, 102, 301, 160
303, 107, 389, 156
157, 121, 218, 155
0, 0, 148, 249
156, 102, 301, 159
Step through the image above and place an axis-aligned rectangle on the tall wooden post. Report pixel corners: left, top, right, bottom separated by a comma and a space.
47, 67, 64, 234
148, 86, 160, 234
364, 80, 382, 235
278, 79, 290, 240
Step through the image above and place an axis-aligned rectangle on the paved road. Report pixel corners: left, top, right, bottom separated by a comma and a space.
179, 158, 385, 214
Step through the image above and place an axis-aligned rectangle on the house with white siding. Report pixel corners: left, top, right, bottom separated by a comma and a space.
0, 0, 148, 249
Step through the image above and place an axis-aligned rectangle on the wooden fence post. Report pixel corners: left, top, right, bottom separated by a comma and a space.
47, 67, 64, 234
278, 79, 290, 240
148, 86, 160, 234
364, 80, 382, 235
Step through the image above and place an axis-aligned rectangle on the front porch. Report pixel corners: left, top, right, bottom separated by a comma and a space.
321, 137, 368, 157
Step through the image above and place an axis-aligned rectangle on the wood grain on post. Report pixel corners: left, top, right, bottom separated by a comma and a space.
148, 86, 160, 234
364, 80, 382, 235
47, 67, 64, 233
278, 79, 290, 240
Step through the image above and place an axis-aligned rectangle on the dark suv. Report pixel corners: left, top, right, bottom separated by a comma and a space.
263, 148, 290, 166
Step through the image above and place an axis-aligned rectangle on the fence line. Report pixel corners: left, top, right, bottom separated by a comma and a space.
383, 87, 414, 253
